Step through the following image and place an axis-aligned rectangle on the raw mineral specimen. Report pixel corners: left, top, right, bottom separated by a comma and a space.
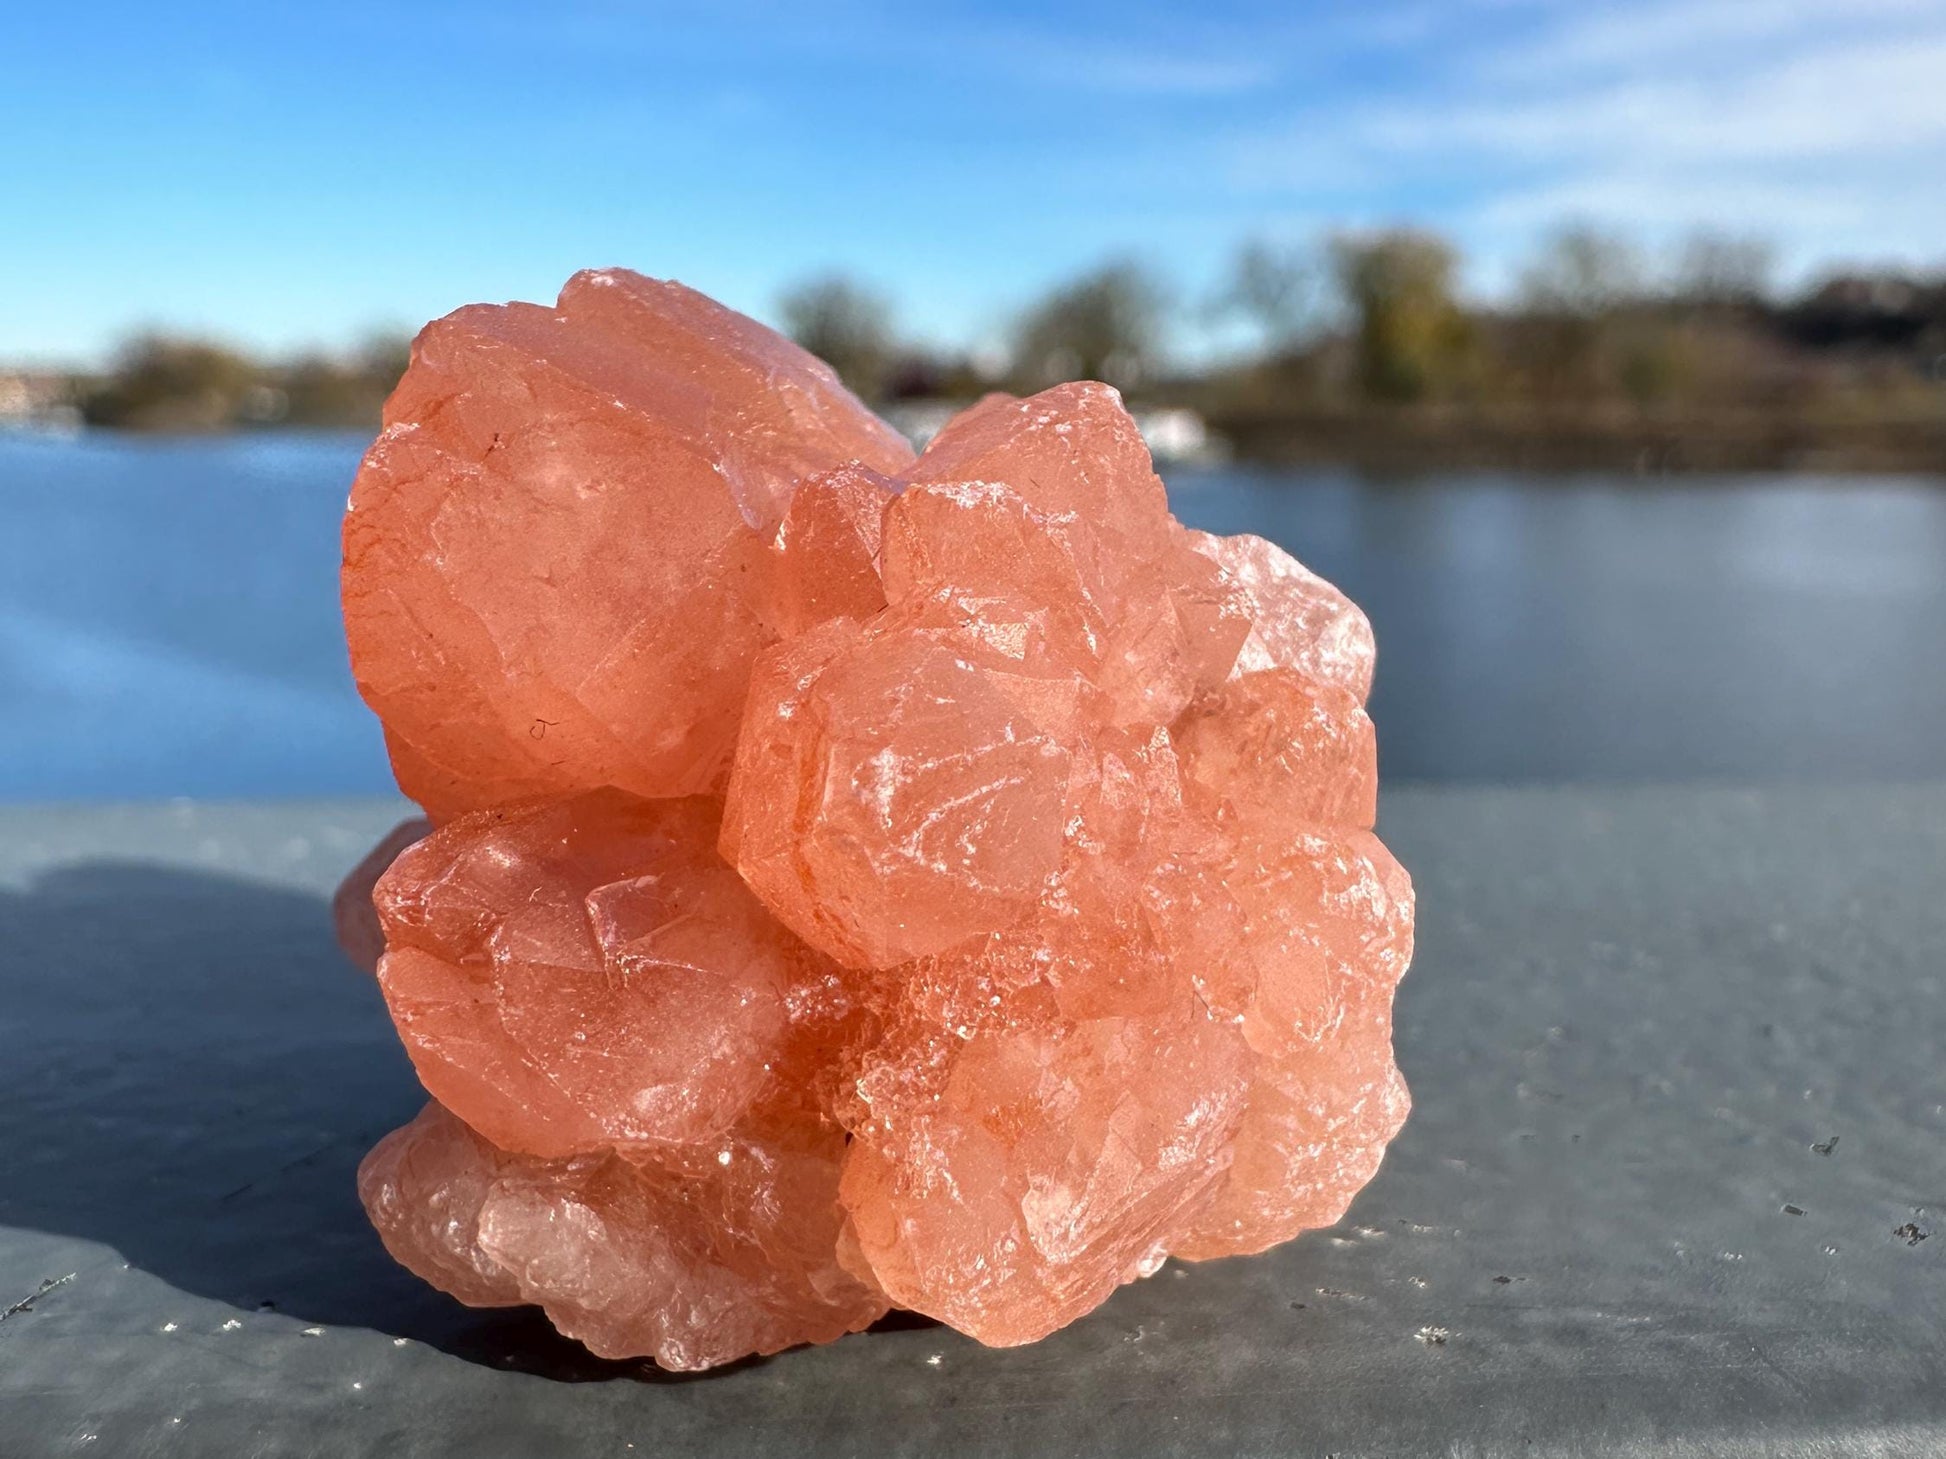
331, 815, 430, 975
340, 268, 1413, 1369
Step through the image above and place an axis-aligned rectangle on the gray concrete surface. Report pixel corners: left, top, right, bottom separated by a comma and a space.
1, 786, 1942, 1457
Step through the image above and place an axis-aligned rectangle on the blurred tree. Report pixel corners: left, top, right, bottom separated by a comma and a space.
81, 335, 261, 431
1520, 226, 1643, 318
1012, 261, 1168, 390
276, 359, 356, 427
354, 331, 414, 391
79, 328, 416, 432
1215, 238, 1326, 357
1329, 230, 1469, 403
277, 330, 415, 427
778, 274, 898, 401
1516, 226, 1647, 402
1611, 317, 1693, 409
1673, 231, 1775, 309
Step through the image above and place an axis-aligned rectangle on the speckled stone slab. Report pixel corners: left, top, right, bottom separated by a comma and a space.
2, 786, 1941, 1457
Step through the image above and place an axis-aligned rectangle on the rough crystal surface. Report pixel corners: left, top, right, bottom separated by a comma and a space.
360, 1101, 886, 1368
342, 269, 1413, 1370
331, 815, 430, 975
342, 269, 913, 820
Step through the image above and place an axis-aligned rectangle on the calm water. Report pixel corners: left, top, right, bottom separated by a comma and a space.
3, 431, 1943, 802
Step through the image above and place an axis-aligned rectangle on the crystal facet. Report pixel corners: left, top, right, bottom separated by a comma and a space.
340, 269, 1413, 1370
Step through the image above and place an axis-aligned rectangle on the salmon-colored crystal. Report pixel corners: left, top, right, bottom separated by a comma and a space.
360, 1101, 886, 1368
343, 269, 1412, 1370
342, 269, 913, 820
330, 815, 430, 974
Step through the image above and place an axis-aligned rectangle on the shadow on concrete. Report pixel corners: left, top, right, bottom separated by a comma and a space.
0, 859, 779, 1382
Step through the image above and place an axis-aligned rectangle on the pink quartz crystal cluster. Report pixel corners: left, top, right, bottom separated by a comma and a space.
338, 268, 1413, 1370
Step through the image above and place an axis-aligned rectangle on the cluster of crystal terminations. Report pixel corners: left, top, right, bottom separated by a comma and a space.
337, 268, 1413, 1371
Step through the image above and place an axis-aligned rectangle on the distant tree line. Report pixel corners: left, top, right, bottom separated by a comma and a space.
71, 334, 411, 432
44, 226, 1946, 456
781, 226, 1946, 430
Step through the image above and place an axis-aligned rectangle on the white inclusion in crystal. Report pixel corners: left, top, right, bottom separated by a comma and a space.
717, 1149, 732, 1165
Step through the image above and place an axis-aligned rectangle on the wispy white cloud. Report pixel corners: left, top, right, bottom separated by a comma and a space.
1225, 0, 1946, 283
978, 33, 1278, 96
1369, 38, 1946, 164
1040, 51, 1276, 97
1488, 0, 1944, 77
453, 0, 1283, 98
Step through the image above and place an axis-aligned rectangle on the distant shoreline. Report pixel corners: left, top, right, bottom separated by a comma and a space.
7, 405, 1945, 481
1202, 403, 1946, 478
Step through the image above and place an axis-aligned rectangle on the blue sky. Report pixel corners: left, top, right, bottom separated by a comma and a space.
4, 0, 1944, 365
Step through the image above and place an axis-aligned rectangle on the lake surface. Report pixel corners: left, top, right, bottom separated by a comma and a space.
3, 431, 1943, 802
